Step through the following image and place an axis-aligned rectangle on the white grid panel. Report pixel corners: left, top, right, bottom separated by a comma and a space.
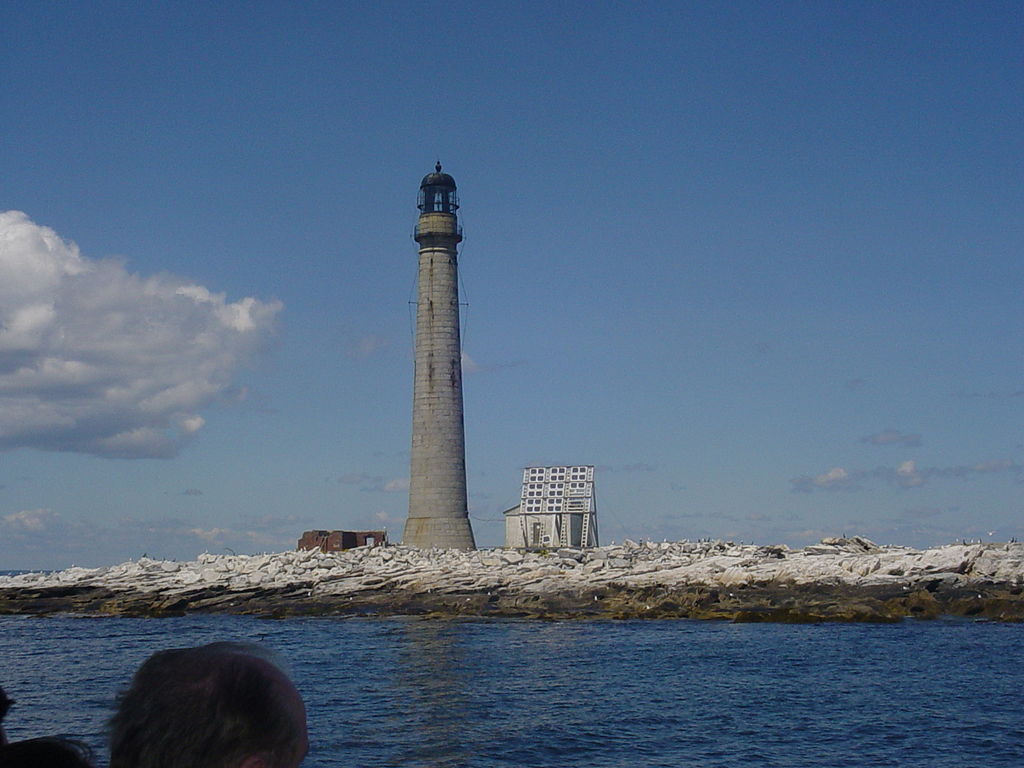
521, 466, 594, 506
513, 465, 598, 548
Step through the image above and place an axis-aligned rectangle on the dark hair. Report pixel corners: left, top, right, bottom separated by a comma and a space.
0, 737, 94, 768
109, 644, 303, 768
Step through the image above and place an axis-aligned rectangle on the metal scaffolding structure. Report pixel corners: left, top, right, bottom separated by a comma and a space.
504, 465, 599, 548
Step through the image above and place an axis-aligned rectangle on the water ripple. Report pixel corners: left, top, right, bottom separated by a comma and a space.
0, 617, 1022, 767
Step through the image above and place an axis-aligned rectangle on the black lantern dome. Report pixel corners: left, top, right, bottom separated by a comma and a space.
418, 162, 459, 213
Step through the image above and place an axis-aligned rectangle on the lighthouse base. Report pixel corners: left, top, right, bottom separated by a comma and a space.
403, 515, 476, 550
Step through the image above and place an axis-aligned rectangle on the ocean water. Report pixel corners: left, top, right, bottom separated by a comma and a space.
0, 616, 1021, 767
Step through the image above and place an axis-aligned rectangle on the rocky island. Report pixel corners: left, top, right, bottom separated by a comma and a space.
2, 537, 1023, 622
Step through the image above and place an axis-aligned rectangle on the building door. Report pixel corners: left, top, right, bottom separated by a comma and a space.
530, 522, 543, 547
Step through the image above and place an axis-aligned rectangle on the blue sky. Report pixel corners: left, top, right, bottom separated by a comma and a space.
1, 2, 1021, 569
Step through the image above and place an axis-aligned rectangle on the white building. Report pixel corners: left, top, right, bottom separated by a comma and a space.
504, 465, 599, 548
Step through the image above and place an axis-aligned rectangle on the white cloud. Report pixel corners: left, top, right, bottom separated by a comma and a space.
792, 466, 860, 492
895, 460, 924, 487
460, 352, 523, 375
188, 527, 232, 543
0, 211, 281, 458
789, 466, 854, 492
461, 352, 481, 374
373, 509, 403, 527
346, 334, 388, 360
791, 458, 1022, 493
0, 511, 312, 569
2, 508, 57, 532
383, 477, 410, 492
181, 415, 205, 434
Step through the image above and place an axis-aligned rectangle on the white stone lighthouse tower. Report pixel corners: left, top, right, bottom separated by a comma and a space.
403, 163, 476, 549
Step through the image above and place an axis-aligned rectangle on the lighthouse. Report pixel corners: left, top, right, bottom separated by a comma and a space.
403, 163, 476, 549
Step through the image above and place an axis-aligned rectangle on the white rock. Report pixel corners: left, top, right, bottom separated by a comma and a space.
6, 537, 1024, 598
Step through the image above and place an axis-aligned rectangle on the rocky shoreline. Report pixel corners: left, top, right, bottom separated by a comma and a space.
2, 537, 1023, 622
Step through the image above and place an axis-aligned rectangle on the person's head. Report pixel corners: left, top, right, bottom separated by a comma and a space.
0, 737, 94, 768
109, 642, 307, 768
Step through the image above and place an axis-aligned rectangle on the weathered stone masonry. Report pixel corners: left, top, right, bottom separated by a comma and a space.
404, 165, 476, 549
